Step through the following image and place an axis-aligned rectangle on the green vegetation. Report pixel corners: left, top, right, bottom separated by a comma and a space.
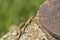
0, 0, 44, 37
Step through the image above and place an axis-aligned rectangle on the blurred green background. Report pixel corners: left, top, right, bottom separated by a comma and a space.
0, 0, 44, 37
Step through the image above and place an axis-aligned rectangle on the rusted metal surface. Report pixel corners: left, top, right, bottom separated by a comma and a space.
39, 0, 60, 39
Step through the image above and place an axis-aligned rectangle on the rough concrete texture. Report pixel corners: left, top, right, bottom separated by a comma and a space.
19, 12, 57, 40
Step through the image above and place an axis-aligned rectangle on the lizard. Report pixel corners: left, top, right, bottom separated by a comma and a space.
16, 16, 35, 40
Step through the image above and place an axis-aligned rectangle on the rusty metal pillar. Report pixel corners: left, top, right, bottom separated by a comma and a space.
39, 0, 60, 39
